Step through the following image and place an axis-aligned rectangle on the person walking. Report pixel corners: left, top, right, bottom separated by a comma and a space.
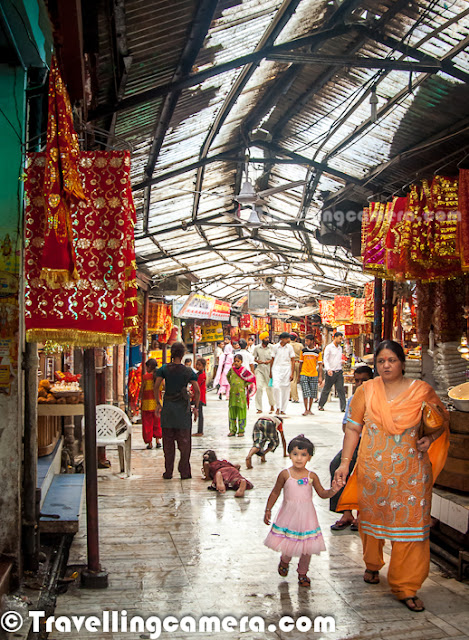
234, 338, 255, 373
253, 332, 275, 414
289, 333, 303, 403
271, 332, 295, 416
335, 340, 449, 612
318, 331, 346, 412
214, 341, 233, 399
154, 342, 200, 479
299, 335, 323, 416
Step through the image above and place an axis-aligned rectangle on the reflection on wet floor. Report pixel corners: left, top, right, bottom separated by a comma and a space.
55, 391, 469, 639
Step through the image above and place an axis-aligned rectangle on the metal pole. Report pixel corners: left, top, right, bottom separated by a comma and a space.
373, 277, 383, 352
383, 280, 394, 341
23, 342, 39, 571
193, 320, 197, 358
81, 348, 108, 588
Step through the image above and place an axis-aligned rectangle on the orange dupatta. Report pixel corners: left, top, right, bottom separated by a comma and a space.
338, 377, 450, 511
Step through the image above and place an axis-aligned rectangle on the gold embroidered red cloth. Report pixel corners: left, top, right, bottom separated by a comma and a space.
345, 324, 360, 338
25, 151, 138, 346
319, 301, 335, 326
148, 302, 171, 334
334, 296, 351, 323
351, 298, 366, 325
42, 57, 85, 287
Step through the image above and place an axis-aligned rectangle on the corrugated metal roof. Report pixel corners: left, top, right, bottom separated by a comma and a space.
92, 0, 469, 304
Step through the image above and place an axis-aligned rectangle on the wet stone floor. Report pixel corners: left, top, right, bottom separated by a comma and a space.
54, 391, 469, 640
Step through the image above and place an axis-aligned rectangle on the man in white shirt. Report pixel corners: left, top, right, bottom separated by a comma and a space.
318, 331, 346, 412
234, 339, 255, 373
270, 332, 295, 415
253, 333, 275, 414
247, 337, 255, 355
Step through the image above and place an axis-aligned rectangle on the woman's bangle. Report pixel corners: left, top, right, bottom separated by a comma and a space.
265, 508, 271, 512
341, 457, 351, 462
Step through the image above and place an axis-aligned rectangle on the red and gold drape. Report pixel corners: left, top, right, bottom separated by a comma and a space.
25, 151, 138, 346
41, 56, 86, 287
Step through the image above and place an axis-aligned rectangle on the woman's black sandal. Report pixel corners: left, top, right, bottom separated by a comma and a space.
400, 596, 425, 612
363, 569, 380, 584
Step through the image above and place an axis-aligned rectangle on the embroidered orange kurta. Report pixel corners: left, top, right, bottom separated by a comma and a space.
339, 378, 449, 542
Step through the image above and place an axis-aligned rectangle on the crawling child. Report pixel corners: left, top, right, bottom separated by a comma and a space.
202, 450, 253, 498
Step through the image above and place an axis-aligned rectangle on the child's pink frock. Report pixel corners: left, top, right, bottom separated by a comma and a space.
264, 469, 326, 557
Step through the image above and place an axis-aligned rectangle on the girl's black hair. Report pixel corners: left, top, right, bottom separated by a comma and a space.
146, 358, 157, 370
375, 339, 406, 374
202, 450, 217, 463
287, 435, 315, 456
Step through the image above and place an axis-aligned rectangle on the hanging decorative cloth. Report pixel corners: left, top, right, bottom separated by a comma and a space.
361, 201, 392, 277
319, 300, 334, 326
364, 282, 375, 321
351, 298, 366, 325
345, 324, 360, 338
459, 169, 469, 271
334, 296, 352, 323
41, 56, 86, 287
25, 150, 138, 346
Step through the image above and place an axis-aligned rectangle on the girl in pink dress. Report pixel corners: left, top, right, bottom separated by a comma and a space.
264, 435, 340, 586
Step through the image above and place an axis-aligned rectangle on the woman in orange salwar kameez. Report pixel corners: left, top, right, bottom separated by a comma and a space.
335, 340, 449, 613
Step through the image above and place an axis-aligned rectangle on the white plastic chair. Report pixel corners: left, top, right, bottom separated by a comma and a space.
83, 405, 132, 476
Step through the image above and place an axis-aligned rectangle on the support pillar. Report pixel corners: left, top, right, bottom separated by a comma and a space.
23, 343, 39, 571
383, 280, 394, 341
81, 348, 108, 588
373, 277, 383, 353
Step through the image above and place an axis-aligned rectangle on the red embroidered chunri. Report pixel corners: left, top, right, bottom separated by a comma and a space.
25, 151, 138, 346
42, 57, 86, 287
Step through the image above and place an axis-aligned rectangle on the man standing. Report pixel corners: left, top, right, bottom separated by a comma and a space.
289, 333, 303, 403
270, 332, 295, 416
299, 335, 323, 416
318, 331, 346, 412
247, 336, 255, 355
253, 332, 275, 414
234, 339, 255, 373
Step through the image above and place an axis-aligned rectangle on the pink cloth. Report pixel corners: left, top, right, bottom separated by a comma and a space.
232, 365, 257, 407
264, 469, 325, 557
214, 344, 233, 393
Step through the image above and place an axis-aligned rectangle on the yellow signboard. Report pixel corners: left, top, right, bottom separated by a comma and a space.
200, 321, 224, 343
148, 349, 164, 367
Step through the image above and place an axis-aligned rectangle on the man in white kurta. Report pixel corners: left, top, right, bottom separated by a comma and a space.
270, 332, 295, 415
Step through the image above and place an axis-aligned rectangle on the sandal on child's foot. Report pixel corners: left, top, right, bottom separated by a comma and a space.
278, 561, 289, 577
298, 575, 311, 587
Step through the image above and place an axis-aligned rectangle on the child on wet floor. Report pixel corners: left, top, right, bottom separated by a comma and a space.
202, 450, 253, 498
264, 435, 340, 586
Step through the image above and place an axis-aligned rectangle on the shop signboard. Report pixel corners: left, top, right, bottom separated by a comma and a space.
200, 321, 224, 342
269, 299, 279, 314
211, 299, 231, 321
177, 293, 215, 319
148, 349, 164, 367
